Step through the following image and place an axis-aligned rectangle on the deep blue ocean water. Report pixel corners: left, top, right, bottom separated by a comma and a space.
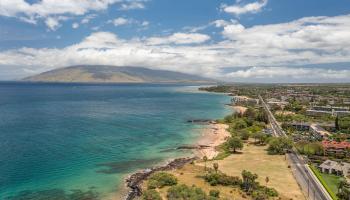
0, 83, 231, 199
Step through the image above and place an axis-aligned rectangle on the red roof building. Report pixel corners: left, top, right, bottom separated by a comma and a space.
322, 140, 350, 158
322, 140, 350, 149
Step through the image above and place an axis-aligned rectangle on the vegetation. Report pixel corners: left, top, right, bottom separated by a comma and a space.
142, 189, 162, 200
310, 165, 340, 200
241, 170, 258, 193
147, 172, 178, 189
203, 169, 278, 200
216, 106, 270, 159
337, 179, 350, 200
203, 156, 208, 171
227, 137, 243, 153
213, 163, 219, 173
267, 137, 293, 155
204, 172, 242, 186
339, 116, 350, 134
209, 190, 220, 198
167, 184, 218, 200
295, 141, 324, 156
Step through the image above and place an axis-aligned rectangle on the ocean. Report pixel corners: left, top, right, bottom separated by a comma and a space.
0, 82, 231, 199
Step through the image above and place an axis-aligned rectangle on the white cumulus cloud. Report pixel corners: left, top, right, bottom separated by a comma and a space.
222, 0, 268, 16
147, 33, 211, 45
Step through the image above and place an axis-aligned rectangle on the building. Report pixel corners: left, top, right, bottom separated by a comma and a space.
267, 98, 289, 108
306, 109, 350, 117
231, 96, 259, 105
319, 160, 350, 177
284, 122, 310, 131
313, 106, 349, 112
310, 124, 331, 139
322, 140, 350, 158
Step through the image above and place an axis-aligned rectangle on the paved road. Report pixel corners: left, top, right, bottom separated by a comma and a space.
259, 95, 332, 200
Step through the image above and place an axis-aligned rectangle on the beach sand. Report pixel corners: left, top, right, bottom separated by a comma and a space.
194, 123, 230, 159
232, 105, 247, 114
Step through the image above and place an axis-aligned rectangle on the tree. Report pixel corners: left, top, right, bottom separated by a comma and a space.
267, 137, 293, 155
252, 132, 267, 145
244, 107, 256, 120
203, 156, 208, 171
337, 179, 350, 200
240, 130, 250, 140
335, 115, 340, 131
265, 176, 269, 187
241, 170, 258, 193
213, 163, 219, 173
227, 137, 243, 153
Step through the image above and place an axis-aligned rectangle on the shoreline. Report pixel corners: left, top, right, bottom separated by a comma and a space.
193, 122, 230, 160
121, 90, 233, 200
122, 119, 232, 200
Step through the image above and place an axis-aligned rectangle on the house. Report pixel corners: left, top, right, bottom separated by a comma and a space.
322, 140, 350, 158
319, 160, 350, 177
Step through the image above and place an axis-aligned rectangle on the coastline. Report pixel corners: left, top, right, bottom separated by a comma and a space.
193, 122, 230, 160
121, 106, 232, 200
121, 122, 231, 200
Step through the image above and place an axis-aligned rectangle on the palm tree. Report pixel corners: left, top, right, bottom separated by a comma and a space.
203, 156, 208, 171
213, 163, 219, 173
265, 176, 269, 187
265, 176, 270, 195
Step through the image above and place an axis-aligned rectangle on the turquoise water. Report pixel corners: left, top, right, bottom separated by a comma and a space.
0, 83, 231, 199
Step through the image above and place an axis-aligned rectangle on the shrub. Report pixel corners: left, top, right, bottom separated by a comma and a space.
142, 189, 162, 200
209, 189, 220, 198
251, 189, 268, 200
265, 187, 278, 197
204, 172, 242, 186
147, 172, 178, 189
167, 184, 207, 200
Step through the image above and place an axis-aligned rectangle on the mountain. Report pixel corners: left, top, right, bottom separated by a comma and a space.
23, 65, 214, 83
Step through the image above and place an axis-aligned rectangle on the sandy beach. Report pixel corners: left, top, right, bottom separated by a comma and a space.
232, 105, 247, 114
194, 123, 230, 159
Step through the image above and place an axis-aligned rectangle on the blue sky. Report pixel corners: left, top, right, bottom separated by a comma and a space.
0, 0, 350, 82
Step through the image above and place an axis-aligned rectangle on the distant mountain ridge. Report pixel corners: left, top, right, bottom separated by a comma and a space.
23, 65, 214, 83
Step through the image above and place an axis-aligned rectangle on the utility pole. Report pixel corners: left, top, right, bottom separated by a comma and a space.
308, 179, 310, 197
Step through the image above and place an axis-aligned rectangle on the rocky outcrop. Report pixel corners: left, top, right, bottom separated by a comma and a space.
124, 157, 197, 200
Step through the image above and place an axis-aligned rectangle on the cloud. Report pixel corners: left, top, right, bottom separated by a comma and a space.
0, 14, 350, 82
72, 22, 79, 29
108, 17, 148, 28
119, 1, 146, 10
81, 14, 97, 24
111, 17, 130, 26
226, 67, 350, 80
45, 17, 60, 31
222, 0, 268, 16
0, 0, 148, 30
146, 33, 210, 45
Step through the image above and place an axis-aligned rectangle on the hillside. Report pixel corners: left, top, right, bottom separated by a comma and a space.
23, 65, 213, 83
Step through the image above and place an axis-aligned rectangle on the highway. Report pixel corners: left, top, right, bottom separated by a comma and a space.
258, 95, 332, 200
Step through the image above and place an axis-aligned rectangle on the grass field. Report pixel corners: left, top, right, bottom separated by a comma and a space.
142, 142, 306, 200
310, 165, 341, 200
204, 142, 306, 200
157, 164, 251, 200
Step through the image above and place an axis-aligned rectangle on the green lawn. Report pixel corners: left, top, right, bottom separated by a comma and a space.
310, 165, 341, 200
